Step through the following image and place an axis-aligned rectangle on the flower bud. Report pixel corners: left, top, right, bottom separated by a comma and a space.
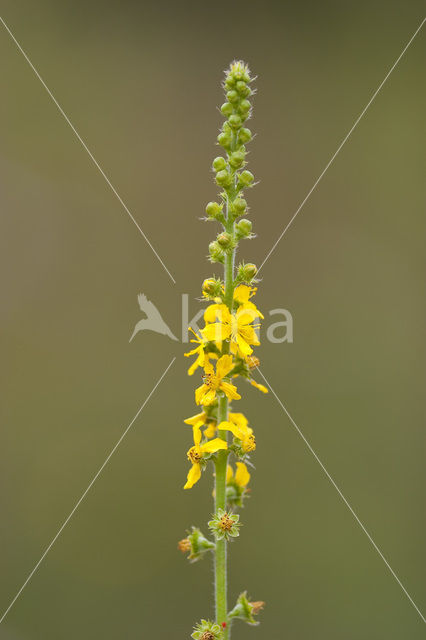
228, 114, 242, 129
238, 170, 254, 187
236, 81, 250, 96
237, 262, 257, 282
220, 102, 234, 117
202, 278, 223, 298
217, 132, 231, 149
205, 201, 222, 219
239, 99, 251, 113
226, 89, 239, 103
228, 592, 264, 626
209, 241, 225, 263
215, 169, 232, 187
212, 157, 227, 172
238, 127, 252, 144
216, 232, 233, 249
228, 151, 245, 169
233, 198, 247, 215
236, 219, 252, 238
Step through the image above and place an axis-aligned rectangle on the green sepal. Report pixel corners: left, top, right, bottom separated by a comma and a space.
228, 591, 264, 625
191, 619, 224, 640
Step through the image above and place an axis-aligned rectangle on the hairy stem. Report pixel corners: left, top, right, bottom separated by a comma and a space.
214, 174, 236, 638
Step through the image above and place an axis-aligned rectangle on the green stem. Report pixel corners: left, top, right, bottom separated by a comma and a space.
215, 395, 228, 635
214, 182, 236, 639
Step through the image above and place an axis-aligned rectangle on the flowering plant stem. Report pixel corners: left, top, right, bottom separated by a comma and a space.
182, 61, 266, 640
215, 255, 235, 636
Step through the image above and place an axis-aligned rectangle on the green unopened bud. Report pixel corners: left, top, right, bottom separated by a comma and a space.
202, 278, 223, 298
239, 99, 251, 113
238, 127, 252, 144
228, 151, 245, 169
206, 201, 222, 219
233, 198, 247, 215
215, 169, 232, 187
236, 219, 252, 238
228, 591, 264, 626
228, 114, 242, 129
216, 232, 233, 249
220, 102, 234, 117
209, 241, 225, 263
238, 170, 254, 187
236, 81, 250, 97
226, 89, 239, 103
237, 262, 257, 282
212, 157, 227, 172
217, 132, 231, 149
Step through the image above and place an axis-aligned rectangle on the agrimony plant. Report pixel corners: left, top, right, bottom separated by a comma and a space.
179, 61, 266, 640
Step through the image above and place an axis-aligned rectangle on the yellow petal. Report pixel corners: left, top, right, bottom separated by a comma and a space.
184, 463, 202, 489
201, 323, 231, 343
216, 354, 234, 379
195, 383, 207, 405
204, 361, 215, 375
184, 411, 206, 427
235, 333, 253, 356
218, 420, 242, 439
187, 350, 205, 376
204, 423, 217, 439
235, 462, 250, 487
226, 465, 234, 482
184, 345, 200, 357
220, 381, 241, 401
192, 425, 202, 446
200, 388, 217, 406
233, 284, 251, 304
239, 324, 260, 345
239, 301, 264, 320
229, 412, 249, 429
204, 303, 230, 323
201, 437, 228, 454
251, 380, 269, 394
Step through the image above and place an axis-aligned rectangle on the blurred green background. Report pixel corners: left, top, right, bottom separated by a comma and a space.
1, 1, 425, 638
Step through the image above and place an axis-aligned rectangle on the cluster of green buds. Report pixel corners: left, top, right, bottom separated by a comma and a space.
205, 61, 258, 282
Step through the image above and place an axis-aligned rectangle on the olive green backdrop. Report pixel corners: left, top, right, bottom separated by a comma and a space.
1, 1, 425, 638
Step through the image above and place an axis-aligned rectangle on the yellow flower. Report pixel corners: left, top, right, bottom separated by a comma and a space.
184, 328, 207, 375
227, 461, 251, 487
184, 411, 217, 441
195, 355, 241, 405
184, 437, 228, 489
201, 304, 261, 357
219, 413, 256, 452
